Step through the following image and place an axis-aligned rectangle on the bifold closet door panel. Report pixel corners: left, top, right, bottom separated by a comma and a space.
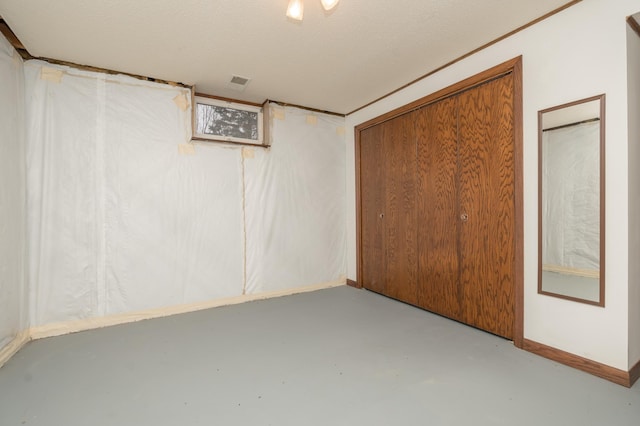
457, 75, 515, 339
380, 113, 419, 305
416, 99, 461, 319
360, 113, 418, 305
360, 124, 386, 295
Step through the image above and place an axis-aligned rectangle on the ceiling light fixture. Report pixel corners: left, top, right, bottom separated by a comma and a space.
320, 0, 340, 11
286, 0, 304, 21
286, 0, 340, 22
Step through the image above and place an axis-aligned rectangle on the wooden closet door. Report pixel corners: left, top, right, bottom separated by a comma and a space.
360, 124, 386, 295
360, 113, 418, 305
416, 98, 461, 319
457, 74, 515, 339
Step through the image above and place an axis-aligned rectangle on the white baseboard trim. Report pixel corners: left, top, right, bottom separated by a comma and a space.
29, 278, 347, 341
0, 330, 31, 369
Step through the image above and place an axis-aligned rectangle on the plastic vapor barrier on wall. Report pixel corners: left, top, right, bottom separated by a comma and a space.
23, 61, 346, 328
0, 33, 26, 351
542, 121, 600, 272
245, 105, 347, 294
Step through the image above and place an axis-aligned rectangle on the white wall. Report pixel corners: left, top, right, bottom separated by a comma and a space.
627, 18, 640, 369
346, 0, 637, 370
23, 60, 346, 328
0, 33, 26, 350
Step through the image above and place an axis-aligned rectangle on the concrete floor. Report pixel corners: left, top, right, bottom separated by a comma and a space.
0, 286, 638, 426
542, 270, 600, 302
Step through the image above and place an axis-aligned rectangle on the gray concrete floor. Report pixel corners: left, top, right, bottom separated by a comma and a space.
0, 286, 638, 426
542, 270, 600, 302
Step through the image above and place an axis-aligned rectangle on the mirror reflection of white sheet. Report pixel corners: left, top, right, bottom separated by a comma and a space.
540, 98, 601, 303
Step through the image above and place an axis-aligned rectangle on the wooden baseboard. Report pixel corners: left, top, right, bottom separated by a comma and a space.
523, 339, 633, 387
346, 279, 360, 288
0, 330, 30, 369
629, 358, 640, 387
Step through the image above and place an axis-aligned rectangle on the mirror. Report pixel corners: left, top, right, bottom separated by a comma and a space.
538, 94, 605, 306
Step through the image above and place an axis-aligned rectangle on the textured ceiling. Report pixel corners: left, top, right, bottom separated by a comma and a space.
0, 0, 576, 114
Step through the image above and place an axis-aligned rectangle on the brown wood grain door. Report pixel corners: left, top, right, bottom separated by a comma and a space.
457, 74, 515, 339
360, 112, 418, 305
356, 58, 522, 343
360, 124, 386, 295
416, 98, 462, 320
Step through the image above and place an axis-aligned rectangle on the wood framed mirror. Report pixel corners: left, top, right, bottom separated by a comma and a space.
538, 94, 605, 306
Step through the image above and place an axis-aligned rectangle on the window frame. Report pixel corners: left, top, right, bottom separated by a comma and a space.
191, 95, 265, 146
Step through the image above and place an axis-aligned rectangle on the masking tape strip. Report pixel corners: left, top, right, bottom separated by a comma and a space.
40, 67, 64, 83
178, 143, 196, 155
542, 264, 599, 278
336, 126, 346, 136
28, 278, 347, 341
173, 93, 190, 111
0, 330, 31, 369
306, 115, 318, 126
12, 49, 22, 65
272, 107, 285, 121
242, 147, 254, 159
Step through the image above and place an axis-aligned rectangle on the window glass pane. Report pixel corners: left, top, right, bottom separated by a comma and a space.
196, 103, 259, 140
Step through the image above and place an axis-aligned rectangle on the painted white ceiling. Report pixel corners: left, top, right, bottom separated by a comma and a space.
0, 0, 574, 114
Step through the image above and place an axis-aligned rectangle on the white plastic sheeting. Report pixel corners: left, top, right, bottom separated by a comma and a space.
23, 61, 346, 327
245, 106, 346, 293
542, 121, 600, 272
0, 33, 26, 350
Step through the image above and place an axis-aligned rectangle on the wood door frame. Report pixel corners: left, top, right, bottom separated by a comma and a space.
354, 56, 524, 348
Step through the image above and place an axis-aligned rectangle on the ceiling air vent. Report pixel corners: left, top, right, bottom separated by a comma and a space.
227, 75, 251, 91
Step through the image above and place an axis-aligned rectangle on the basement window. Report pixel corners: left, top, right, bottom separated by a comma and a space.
192, 96, 264, 146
